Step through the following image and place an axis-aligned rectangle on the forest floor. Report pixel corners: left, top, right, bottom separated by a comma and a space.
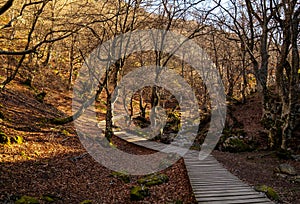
0, 80, 299, 203
212, 93, 300, 204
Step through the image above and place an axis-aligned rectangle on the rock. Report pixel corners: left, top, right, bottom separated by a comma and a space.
42, 196, 54, 202
137, 173, 169, 186
130, 186, 150, 201
254, 185, 279, 201
42, 194, 60, 203
80, 200, 92, 204
42, 194, 61, 203
290, 175, 300, 183
291, 154, 300, 161
222, 136, 251, 153
275, 164, 297, 176
275, 173, 287, 179
246, 155, 254, 160
110, 171, 130, 183
15, 195, 39, 204
11, 136, 23, 144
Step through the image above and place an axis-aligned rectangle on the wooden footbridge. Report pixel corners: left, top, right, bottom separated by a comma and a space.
100, 121, 274, 203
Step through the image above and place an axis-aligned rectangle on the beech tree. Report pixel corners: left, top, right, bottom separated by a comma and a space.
213, 0, 299, 149
272, 0, 299, 149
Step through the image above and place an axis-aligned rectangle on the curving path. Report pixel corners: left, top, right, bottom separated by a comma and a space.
99, 121, 274, 203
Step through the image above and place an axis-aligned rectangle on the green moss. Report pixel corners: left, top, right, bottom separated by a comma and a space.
223, 137, 250, 153
80, 200, 92, 204
15, 195, 39, 204
42, 196, 54, 202
255, 185, 279, 201
110, 171, 130, 183
61, 129, 70, 136
130, 186, 149, 201
12, 136, 23, 144
137, 173, 169, 186
41, 194, 60, 203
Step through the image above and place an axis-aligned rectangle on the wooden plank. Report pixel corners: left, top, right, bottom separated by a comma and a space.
191, 186, 256, 192
196, 194, 267, 201
194, 191, 261, 197
195, 198, 273, 204
188, 180, 242, 184
188, 184, 253, 189
107, 123, 274, 204
193, 188, 257, 194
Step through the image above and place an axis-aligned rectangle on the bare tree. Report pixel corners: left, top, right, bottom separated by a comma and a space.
272, 0, 300, 149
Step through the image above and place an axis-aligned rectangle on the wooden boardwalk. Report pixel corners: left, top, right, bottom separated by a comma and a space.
100, 122, 274, 203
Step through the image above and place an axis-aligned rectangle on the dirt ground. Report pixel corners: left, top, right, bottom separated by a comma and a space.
213, 93, 300, 204
0, 83, 196, 203
0, 81, 299, 203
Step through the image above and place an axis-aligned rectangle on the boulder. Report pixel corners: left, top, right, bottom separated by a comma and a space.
291, 154, 300, 161
222, 136, 251, 153
110, 171, 130, 183
137, 173, 169, 186
292, 176, 300, 183
15, 195, 39, 204
254, 185, 279, 201
274, 164, 297, 176
80, 200, 92, 204
130, 186, 149, 201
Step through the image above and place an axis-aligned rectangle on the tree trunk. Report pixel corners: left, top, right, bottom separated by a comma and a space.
105, 91, 113, 143
280, 6, 300, 149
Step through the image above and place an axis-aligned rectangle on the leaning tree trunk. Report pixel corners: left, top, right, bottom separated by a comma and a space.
105, 60, 122, 142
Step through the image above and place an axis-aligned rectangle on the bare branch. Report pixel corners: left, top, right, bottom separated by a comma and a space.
0, 0, 14, 16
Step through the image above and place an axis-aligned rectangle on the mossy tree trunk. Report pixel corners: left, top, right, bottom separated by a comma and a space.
276, 2, 300, 149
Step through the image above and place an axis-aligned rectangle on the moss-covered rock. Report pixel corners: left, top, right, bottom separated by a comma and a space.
274, 163, 297, 176
11, 136, 24, 144
137, 173, 169, 186
254, 185, 279, 201
41, 194, 60, 202
15, 195, 39, 204
130, 186, 150, 201
0, 133, 24, 145
292, 175, 300, 183
222, 136, 251, 153
61, 129, 70, 136
42, 196, 54, 202
0, 131, 10, 145
80, 200, 92, 204
110, 171, 130, 183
